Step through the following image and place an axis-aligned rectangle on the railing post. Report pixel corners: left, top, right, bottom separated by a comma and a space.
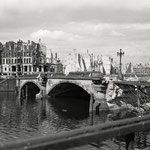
126, 133, 135, 150
137, 86, 140, 112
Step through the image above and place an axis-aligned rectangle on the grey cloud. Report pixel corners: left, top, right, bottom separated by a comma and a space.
1, 0, 150, 61
1, 1, 150, 31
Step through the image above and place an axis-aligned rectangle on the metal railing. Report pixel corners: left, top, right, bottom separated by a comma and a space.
1, 114, 150, 150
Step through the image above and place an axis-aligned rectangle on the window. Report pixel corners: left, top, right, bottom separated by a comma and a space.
12, 52, 14, 57
2, 59, 5, 64
12, 66, 16, 72
24, 66, 27, 72
33, 67, 36, 72
29, 66, 31, 72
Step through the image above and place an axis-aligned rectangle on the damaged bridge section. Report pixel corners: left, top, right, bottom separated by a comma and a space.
17, 74, 108, 112
46, 77, 108, 112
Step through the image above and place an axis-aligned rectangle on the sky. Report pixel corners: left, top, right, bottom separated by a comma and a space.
1, 0, 150, 64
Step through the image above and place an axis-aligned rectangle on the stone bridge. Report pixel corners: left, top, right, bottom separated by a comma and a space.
16, 75, 45, 99
17, 75, 108, 112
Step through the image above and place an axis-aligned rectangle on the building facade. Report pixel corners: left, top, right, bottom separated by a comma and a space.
0, 40, 63, 76
133, 67, 150, 74
64, 49, 116, 75
125, 63, 150, 75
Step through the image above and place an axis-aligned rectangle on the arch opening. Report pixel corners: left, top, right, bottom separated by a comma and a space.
21, 82, 40, 102
48, 83, 90, 98
47, 83, 91, 119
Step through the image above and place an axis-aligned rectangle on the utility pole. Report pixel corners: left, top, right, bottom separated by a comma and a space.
117, 49, 124, 79
0, 42, 3, 75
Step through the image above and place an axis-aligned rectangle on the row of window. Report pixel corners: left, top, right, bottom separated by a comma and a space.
2, 58, 32, 64
2, 51, 33, 58
133, 68, 150, 74
3, 65, 32, 72
4, 43, 38, 51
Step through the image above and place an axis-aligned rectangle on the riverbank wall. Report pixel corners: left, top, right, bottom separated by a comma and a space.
0, 78, 17, 92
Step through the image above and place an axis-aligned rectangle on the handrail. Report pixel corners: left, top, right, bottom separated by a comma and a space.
1, 115, 150, 150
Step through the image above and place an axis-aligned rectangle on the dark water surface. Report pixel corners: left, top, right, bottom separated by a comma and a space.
0, 92, 150, 149
0, 92, 107, 143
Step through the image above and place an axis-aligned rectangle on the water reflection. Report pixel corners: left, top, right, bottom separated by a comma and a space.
0, 92, 150, 149
47, 97, 89, 119
0, 92, 108, 143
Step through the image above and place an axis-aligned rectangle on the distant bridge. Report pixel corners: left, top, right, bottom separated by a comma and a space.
17, 72, 108, 112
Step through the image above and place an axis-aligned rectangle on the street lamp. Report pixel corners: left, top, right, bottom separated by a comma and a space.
117, 49, 124, 78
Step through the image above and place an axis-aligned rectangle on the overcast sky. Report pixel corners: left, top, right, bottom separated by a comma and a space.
1, 0, 150, 64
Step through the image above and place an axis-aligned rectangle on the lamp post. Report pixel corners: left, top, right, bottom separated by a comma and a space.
0, 43, 3, 75
117, 49, 124, 79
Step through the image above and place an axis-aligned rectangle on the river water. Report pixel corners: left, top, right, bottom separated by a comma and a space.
0, 92, 150, 149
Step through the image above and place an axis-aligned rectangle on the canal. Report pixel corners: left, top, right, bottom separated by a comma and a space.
0, 91, 150, 149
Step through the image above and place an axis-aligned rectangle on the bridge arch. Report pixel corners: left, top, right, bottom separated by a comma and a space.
20, 81, 41, 99
47, 81, 91, 99
20, 80, 41, 90
47, 81, 91, 117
